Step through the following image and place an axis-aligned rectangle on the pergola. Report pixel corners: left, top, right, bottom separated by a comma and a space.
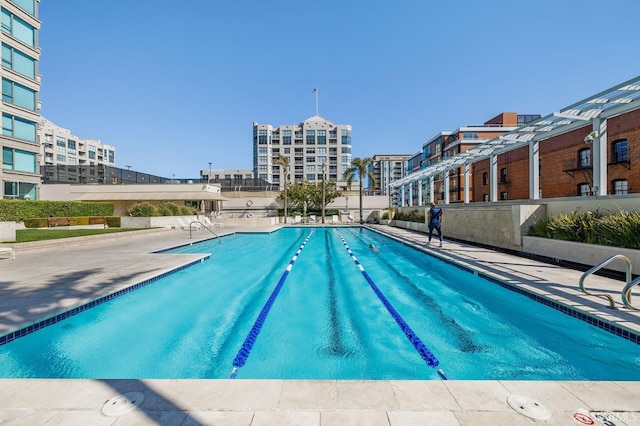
390, 75, 640, 206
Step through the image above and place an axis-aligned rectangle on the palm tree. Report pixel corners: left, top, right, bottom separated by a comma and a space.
342, 157, 376, 223
275, 155, 290, 223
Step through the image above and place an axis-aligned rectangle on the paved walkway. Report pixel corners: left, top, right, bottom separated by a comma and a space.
0, 225, 639, 425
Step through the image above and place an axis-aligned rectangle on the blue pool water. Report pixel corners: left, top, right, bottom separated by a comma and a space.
0, 227, 638, 380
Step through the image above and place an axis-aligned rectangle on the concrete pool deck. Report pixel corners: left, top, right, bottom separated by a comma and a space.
0, 225, 639, 425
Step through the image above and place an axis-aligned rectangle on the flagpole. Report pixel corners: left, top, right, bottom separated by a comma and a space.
313, 88, 318, 116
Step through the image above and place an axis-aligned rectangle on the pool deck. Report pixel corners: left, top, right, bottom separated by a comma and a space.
0, 225, 639, 425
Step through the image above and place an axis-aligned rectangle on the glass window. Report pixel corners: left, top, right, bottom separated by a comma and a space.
612, 139, 628, 163
2, 113, 36, 142
612, 179, 628, 194
12, 0, 36, 15
578, 183, 590, 196
1, 10, 34, 47
341, 129, 351, 145
500, 167, 508, 183
2, 147, 36, 172
67, 140, 77, 155
317, 129, 326, 144
2, 43, 35, 78
306, 130, 315, 144
306, 174, 315, 180
306, 165, 316, 172
3, 180, 36, 200
2, 78, 35, 110
56, 154, 66, 162
578, 148, 591, 168
88, 146, 96, 159
482, 172, 488, 185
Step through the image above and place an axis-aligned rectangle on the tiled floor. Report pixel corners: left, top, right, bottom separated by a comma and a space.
0, 225, 639, 425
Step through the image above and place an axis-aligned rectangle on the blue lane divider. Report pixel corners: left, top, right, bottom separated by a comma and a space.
335, 229, 441, 369
230, 230, 315, 378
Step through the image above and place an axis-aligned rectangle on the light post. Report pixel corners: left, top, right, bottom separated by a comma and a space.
321, 162, 326, 224
208, 162, 212, 184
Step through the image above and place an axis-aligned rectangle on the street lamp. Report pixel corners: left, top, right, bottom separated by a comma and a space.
321, 162, 326, 224
208, 162, 212, 184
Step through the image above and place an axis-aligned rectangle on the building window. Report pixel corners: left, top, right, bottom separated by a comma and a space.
578, 183, 590, 196
3, 147, 36, 172
612, 139, 628, 163
306, 165, 316, 172
3, 180, 36, 200
500, 168, 508, 183
11, 0, 36, 15
462, 133, 478, 139
341, 129, 351, 145
612, 179, 628, 194
2, 78, 36, 110
317, 129, 326, 145
306, 173, 315, 180
258, 129, 268, 144
306, 156, 315, 163
67, 140, 77, 155
305, 147, 315, 154
282, 130, 291, 145
56, 154, 66, 162
482, 172, 488, 185
2, 43, 36, 79
306, 130, 315, 144
578, 148, 591, 168
1, 113, 36, 142
1, 9, 35, 47
88, 146, 96, 159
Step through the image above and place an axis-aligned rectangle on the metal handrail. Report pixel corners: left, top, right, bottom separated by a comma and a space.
188, 221, 220, 242
622, 276, 640, 310
578, 254, 632, 309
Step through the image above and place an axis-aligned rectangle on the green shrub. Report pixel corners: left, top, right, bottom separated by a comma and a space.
381, 212, 389, 220
179, 206, 197, 215
395, 209, 425, 223
0, 200, 114, 222
106, 216, 121, 227
529, 208, 640, 250
158, 202, 180, 216
127, 202, 159, 217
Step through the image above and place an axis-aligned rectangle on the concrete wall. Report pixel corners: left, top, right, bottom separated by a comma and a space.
0, 222, 17, 242
523, 236, 640, 274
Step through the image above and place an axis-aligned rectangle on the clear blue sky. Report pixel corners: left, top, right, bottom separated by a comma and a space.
38, 1, 640, 178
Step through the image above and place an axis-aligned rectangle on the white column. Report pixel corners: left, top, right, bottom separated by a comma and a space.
490, 154, 498, 202
418, 180, 423, 206
408, 182, 413, 206
444, 170, 450, 205
429, 175, 435, 203
463, 163, 470, 203
400, 186, 405, 207
529, 139, 540, 200
591, 118, 608, 196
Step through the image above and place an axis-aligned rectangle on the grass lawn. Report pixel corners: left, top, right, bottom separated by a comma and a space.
9, 228, 148, 243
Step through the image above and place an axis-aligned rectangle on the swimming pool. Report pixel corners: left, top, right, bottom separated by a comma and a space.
0, 227, 638, 380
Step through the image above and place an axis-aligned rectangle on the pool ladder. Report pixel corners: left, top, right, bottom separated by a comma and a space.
579, 254, 639, 310
188, 220, 221, 242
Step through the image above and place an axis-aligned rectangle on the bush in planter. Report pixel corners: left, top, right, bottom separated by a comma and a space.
529, 208, 640, 250
179, 206, 197, 215
394, 209, 425, 223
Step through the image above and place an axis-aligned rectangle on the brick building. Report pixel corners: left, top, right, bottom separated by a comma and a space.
472, 108, 638, 201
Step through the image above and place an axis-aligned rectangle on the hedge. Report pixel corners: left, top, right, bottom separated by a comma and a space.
0, 200, 115, 222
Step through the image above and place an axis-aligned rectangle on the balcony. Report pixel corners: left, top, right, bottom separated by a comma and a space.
563, 159, 592, 177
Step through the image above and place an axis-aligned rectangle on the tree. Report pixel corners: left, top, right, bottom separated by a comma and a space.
342, 157, 376, 223
275, 155, 290, 223
277, 180, 340, 214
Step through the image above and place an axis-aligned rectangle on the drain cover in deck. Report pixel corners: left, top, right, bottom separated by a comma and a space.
507, 394, 552, 420
101, 391, 145, 416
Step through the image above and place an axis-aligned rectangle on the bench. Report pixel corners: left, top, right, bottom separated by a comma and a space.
89, 216, 107, 229
47, 217, 76, 227
0, 247, 15, 260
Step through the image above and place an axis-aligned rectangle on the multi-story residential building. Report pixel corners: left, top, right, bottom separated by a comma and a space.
398, 113, 540, 206
392, 76, 640, 206
366, 154, 412, 206
253, 115, 352, 190
1, 0, 41, 200
39, 118, 115, 168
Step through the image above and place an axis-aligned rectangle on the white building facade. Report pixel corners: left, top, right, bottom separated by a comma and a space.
253, 115, 352, 189
39, 118, 116, 168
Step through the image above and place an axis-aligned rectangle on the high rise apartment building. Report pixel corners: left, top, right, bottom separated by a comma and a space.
366, 154, 411, 205
1, 0, 41, 200
253, 115, 352, 189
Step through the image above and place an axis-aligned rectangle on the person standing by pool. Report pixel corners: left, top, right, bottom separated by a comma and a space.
427, 201, 443, 247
